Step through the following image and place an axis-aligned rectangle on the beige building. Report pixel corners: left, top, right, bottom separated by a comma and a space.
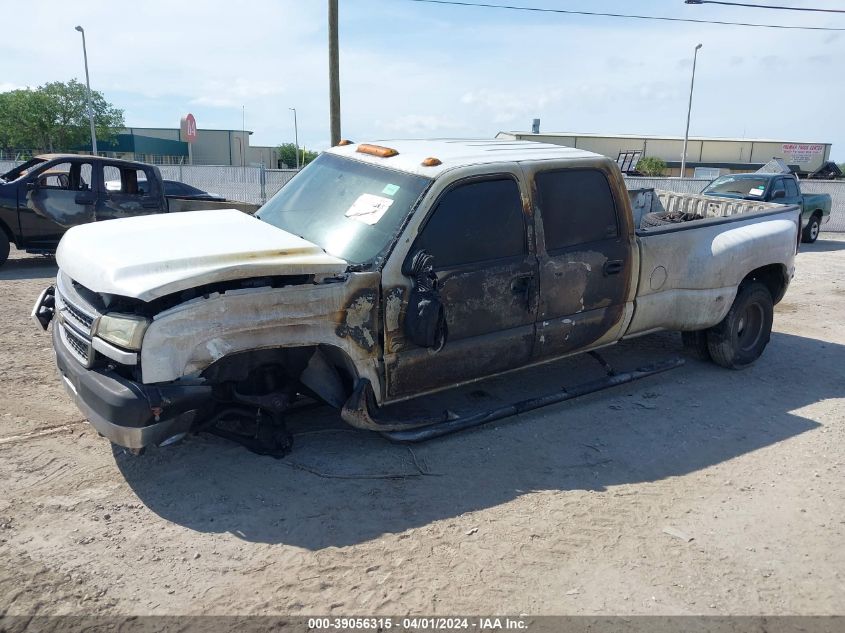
496, 131, 833, 177
101, 127, 280, 167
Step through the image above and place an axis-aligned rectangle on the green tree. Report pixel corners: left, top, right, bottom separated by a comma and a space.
277, 142, 317, 169
839, 163, 845, 177
0, 79, 124, 152
636, 156, 667, 177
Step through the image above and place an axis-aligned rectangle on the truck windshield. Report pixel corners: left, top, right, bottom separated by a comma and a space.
257, 153, 431, 265
703, 175, 769, 199
0, 157, 47, 183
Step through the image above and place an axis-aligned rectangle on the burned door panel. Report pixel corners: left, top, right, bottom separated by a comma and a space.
22, 161, 96, 244
385, 176, 538, 399
532, 167, 633, 359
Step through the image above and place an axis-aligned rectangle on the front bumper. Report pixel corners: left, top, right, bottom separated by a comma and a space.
52, 325, 213, 449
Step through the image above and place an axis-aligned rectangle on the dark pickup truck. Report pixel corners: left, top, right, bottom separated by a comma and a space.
0, 154, 255, 266
0, 154, 169, 266
701, 172, 832, 243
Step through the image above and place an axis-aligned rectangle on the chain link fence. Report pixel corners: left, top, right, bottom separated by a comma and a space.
156, 165, 299, 205
2, 158, 844, 232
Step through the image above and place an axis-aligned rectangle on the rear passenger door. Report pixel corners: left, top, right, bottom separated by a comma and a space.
531, 167, 633, 359
385, 175, 538, 399
96, 163, 163, 220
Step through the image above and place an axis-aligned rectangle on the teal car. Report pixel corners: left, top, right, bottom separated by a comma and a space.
702, 173, 832, 243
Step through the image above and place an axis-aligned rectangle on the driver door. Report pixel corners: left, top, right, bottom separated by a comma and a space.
21, 160, 95, 246
384, 174, 538, 400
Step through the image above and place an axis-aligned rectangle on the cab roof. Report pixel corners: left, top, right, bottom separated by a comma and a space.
325, 138, 604, 177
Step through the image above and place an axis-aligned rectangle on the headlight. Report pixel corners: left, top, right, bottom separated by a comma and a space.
95, 313, 150, 350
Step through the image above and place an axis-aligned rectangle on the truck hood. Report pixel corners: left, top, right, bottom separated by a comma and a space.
56, 209, 348, 301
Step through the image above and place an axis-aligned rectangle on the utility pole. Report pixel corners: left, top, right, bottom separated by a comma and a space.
75, 26, 98, 155
680, 43, 703, 178
328, 0, 341, 146
289, 107, 300, 169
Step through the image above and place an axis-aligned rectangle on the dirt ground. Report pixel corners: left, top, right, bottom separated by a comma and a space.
0, 236, 843, 617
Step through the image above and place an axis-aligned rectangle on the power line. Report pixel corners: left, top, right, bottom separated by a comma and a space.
686, 1, 845, 14
404, 0, 845, 31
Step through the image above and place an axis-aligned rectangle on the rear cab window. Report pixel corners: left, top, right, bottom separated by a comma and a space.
103, 165, 154, 196
534, 168, 619, 252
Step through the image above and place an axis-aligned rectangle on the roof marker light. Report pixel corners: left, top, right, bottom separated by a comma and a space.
421, 157, 442, 167
336, 139, 354, 146
356, 144, 398, 158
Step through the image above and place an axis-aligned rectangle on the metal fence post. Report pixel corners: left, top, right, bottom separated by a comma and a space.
260, 164, 267, 205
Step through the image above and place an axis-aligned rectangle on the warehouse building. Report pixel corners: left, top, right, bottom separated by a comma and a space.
96, 126, 280, 167
496, 131, 833, 177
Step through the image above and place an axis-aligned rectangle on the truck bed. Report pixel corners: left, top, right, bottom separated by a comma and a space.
624, 188, 800, 337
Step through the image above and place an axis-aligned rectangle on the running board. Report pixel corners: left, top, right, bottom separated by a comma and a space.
340, 356, 685, 443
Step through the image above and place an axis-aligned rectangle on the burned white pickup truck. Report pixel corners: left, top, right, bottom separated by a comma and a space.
33, 139, 800, 455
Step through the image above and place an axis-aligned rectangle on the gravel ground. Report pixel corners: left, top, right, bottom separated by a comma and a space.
0, 237, 843, 616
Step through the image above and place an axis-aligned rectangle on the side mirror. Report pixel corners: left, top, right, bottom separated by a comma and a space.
403, 250, 447, 350
772, 190, 786, 200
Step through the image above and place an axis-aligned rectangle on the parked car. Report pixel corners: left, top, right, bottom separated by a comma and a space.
105, 178, 226, 202
701, 172, 831, 243
32, 139, 801, 455
162, 180, 225, 202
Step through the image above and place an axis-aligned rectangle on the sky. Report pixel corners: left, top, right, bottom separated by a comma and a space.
0, 0, 842, 160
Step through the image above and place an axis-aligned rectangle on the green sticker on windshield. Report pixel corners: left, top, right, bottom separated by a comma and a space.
382, 183, 400, 196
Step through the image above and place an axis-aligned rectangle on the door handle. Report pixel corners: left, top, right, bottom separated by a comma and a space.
603, 260, 623, 276
511, 273, 534, 295
511, 273, 535, 310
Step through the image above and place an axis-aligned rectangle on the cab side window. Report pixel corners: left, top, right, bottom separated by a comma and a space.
36, 162, 92, 191
536, 169, 619, 252
103, 165, 151, 195
784, 178, 799, 198
415, 177, 525, 269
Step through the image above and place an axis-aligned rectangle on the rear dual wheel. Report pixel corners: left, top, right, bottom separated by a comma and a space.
681, 282, 774, 369
705, 282, 774, 369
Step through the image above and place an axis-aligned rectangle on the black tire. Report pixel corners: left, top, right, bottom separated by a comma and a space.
706, 282, 773, 369
681, 330, 711, 361
0, 230, 9, 267
640, 211, 704, 230
801, 213, 821, 244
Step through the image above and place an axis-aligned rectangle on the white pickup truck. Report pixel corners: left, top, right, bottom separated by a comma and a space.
32, 139, 801, 454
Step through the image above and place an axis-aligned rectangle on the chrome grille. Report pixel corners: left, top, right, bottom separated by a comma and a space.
55, 273, 101, 368
63, 301, 95, 331
61, 323, 91, 365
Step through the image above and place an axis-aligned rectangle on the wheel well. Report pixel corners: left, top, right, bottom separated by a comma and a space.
743, 264, 789, 305
0, 218, 14, 245
200, 344, 359, 408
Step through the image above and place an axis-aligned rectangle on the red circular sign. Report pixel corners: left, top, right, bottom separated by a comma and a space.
181, 113, 197, 144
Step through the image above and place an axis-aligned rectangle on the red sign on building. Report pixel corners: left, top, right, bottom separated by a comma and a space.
180, 113, 197, 144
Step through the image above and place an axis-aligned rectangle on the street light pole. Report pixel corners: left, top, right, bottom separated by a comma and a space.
74, 26, 98, 155
289, 108, 299, 169
680, 43, 703, 178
